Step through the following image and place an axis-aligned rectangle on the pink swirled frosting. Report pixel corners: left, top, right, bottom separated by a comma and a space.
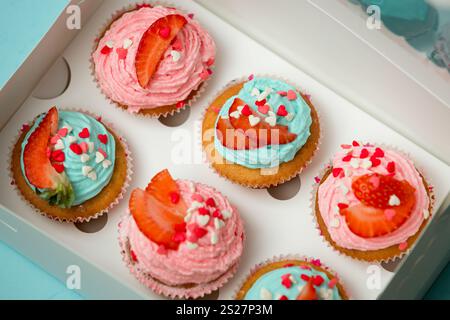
120, 180, 244, 286
317, 144, 430, 251
92, 6, 215, 111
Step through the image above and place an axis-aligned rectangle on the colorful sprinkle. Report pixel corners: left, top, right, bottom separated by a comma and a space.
332, 167, 343, 178
387, 161, 396, 173
276, 105, 288, 117
78, 128, 90, 139
116, 47, 128, 60
360, 148, 369, 159
169, 191, 180, 204
70, 143, 82, 155
287, 90, 297, 101
399, 242, 408, 251
98, 134, 108, 144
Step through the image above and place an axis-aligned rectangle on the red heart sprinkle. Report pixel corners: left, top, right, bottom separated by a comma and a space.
360, 148, 369, 159
169, 191, 180, 204
281, 274, 293, 288
70, 143, 82, 155
51, 150, 65, 162
193, 226, 208, 239
352, 140, 360, 147
387, 161, 396, 173
255, 99, 266, 107
212, 209, 223, 220
311, 259, 321, 266
52, 163, 65, 173
174, 222, 186, 233
332, 167, 343, 178
279, 295, 288, 300
337, 203, 349, 210
301, 274, 310, 282
370, 156, 381, 167
100, 46, 112, 55
206, 58, 215, 67
176, 101, 186, 109
313, 275, 324, 286
79, 128, 90, 138
342, 154, 352, 162
398, 242, 408, 251
373, 147, 385, 158
98, 134, 108, 144
205, 197, 216, 207
172, 231, 186, 243
130, 250, 138, 262
198, 207, 210, 216
116, 47, 128, 60
241, 105, 252, 116
277, 105, 288, 117
159, 26, 171, 39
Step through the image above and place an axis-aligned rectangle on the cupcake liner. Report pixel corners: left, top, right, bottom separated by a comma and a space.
198, 74, 322, 189
117, 213, 245, 300
233, 254, 350, 300
310, 142, 436, 264
90, 1, 214, 119
8, 108, 133, 223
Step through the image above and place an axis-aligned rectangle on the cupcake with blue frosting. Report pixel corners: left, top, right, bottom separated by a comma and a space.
202, 76, 320, 188
11, 107, 130, 222
235, 256, 348, 300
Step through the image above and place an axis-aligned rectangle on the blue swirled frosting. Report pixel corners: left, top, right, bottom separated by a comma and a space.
214, 77, 312, 169
20, 111, 116, 206
244, 265, 342, 300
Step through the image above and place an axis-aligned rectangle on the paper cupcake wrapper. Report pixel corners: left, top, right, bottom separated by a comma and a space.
117, 212, 246, 300
232, 254, 350, 300
309, 142, 436, 264
8, 108, 133, 223
198, 74, 322, 189
90, 1, 214, 119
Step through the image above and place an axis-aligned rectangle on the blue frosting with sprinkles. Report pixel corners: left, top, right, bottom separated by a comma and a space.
214, 77, 312, 169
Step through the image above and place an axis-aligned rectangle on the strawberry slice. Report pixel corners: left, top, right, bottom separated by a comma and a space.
297, 280, 318, 300
340, 173, 416, 238
129, 188, 185, 250
23, 107, 74, 208
145, 169, 187, 217
216, 98, 297, 150
135, 14, 187, 88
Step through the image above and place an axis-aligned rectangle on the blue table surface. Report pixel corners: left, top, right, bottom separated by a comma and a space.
0, 0, 449, 300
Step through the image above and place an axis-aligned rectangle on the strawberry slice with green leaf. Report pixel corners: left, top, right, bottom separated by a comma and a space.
341, 173, 416, 238
216, 97, 297, 150
297, 279, 318, 300
23, 107, 74, 208
135, 14, 187, 88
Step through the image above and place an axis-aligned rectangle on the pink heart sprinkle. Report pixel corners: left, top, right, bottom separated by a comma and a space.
328, 278, 338, 288
248, 74, 254, 81
191, 193, 204, 203
384, 209, 396, 220
50, 135, 60, 145
79, 141, 89, 154
258, 104, 270, 115
199, 69, 210, 80
159, 26, 171, 39
314, 176, 321, 183
287, 90, 297, 101
277, 105, 288, 117
116, 47, 128, 60
57, 128, 68, 137
398, 242, 408, 251
98, 148, 107, 158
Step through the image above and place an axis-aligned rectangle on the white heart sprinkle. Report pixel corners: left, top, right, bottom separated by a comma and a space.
87, 141, 95, 153
214, 218, 225, 230
237, 105, 245, 113
361, 159, 372, 169
257, 87, 272, 101
171, 50, 181, 62
423, 209, 430, 219
54, 139, 64, 151
123, 38, 133, 49
105, 40, 114, 48
248, 115, 260, 127
350, 158, 360, 169
264, 115, 277, 127
186, 242, 198, 250
330, 217, 340, 228
260, 288, 272, 300
251, 88, 260, 97
67, 135, 77, 144
197, 215, 210, 227
285, 113, 294, 122
210, 232, 218, 245
87, 171, 97, 181
289, 275, 296, 284
82, 166, 93, 176
63, 125, 72, 133
222, 210, 232, 220
340, 182, 349, 195
80, 154, 90, 163
388, 194, 401, 206
95, 151, 105, 163
230, 111, 240, 119
184, 212, 192, 223
102, 159, 112, 169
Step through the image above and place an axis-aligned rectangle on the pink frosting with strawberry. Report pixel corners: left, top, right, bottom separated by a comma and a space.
317, 143, 430, 251
120, 180, 244, 286
92, 6, 215, 111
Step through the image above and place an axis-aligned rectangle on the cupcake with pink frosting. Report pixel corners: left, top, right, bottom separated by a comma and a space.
314, 141, 433, 262
118, 169, 245, 298
92, 4, 215, 117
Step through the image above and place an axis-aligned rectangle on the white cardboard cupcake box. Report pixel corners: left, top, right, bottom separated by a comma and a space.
0, 0, 449, 299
